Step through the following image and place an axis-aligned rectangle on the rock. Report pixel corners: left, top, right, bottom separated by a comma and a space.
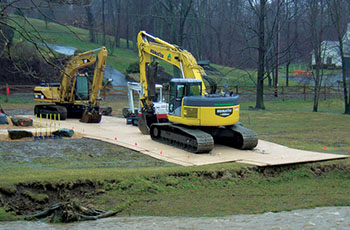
52, 128, 74, 137
100, 106, 112, 116
8, 129, 33, 139
0, 113, 9, 125
11, 116, 33, 127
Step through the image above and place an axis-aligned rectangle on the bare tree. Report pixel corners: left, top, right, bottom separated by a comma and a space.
326, 0, 350, 114
244, 0, 268, 109
101, 0, 106, 45
303, 0, 328, 112
110, 0, 121, 47
256, 0, 266, 109
84, 0, 96, 43
159, 0, 193, 46
0, 1, 87, 85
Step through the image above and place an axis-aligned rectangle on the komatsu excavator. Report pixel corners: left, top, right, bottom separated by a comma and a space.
33, 47, 108, 123
137, 31, 258, 153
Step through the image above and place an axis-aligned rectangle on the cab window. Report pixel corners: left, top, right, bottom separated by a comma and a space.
176, 84, 185, 98
189, 84, 201, 96
169, 82, 176, 102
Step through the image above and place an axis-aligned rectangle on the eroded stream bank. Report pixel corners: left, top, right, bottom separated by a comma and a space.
1, 157, 350, 219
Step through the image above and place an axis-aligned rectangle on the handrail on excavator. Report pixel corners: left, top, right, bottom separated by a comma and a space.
139, 31, 176, 50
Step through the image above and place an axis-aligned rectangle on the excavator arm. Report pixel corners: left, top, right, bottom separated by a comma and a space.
137, 31, 207, 108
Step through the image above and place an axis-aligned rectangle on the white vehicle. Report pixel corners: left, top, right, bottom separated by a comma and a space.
123, 82, 168, 126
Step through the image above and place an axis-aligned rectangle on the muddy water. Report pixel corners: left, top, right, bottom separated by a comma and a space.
1, 206, 350, 230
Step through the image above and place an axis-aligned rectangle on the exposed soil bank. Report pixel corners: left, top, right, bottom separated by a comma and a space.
1, 159, 350, 219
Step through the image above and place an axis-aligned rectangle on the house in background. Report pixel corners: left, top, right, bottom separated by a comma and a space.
311, 23, 350, 69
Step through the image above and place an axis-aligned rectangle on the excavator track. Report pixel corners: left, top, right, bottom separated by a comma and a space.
34, 105, 68, 120
210, 124, 258, 150
150, 123, 214, 153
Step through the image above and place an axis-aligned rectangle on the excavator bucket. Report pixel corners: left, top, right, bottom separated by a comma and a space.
80, 109, 102, 123
138, 114, 150, 135
138, 111, 158, 135
0, 104, 4, 114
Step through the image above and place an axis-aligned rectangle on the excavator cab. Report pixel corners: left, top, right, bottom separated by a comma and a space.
169, 79, 202, 117
75, 75, 89, 101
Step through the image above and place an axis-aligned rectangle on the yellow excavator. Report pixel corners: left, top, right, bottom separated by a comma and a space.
33, 47, 108, 123
137, 31, 258, 153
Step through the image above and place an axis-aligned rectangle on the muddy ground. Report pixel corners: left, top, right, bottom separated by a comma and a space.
0, 138, 176, 170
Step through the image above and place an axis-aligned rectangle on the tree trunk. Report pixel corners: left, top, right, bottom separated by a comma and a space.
116, 0, 121, 47
343, 65, 349, 114
178, 0, 193, 46
312, 67, 321, 112
108, 0, 120, 48
329, 0, 350, 114
338, 29, 349, 114
255, 0, 266, 110
102, 0, 106, 45
132, 18, 137, 52
85, 3, 95, 43
309, 0, 325, 113
286, 62, 289, 87
126, 3, 130, 49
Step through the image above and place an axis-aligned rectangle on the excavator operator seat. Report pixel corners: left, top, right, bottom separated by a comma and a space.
169, 78, 202, 117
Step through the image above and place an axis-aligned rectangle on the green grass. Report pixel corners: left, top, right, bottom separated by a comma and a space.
9, 15, 137, 73
0, 208, 20, 221
22, 190, 48, 203
0, 95, 37, 111
240, 99, 350, 154
106, 166, 350, 216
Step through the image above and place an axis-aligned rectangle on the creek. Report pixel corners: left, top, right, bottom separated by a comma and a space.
1, 206, 350, 230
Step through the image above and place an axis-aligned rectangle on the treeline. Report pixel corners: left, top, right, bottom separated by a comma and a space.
2, 0, 350, 112
9, 0, 349, 69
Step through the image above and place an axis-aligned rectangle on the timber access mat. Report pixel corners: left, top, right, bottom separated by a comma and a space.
44, 116, 347, 166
